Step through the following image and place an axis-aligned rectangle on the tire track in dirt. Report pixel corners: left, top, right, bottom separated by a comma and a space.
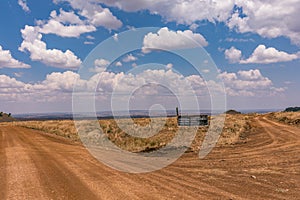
0, 115, 299, 199
139, 167, 241, 199
155, 157, 278, 200
27, 129, 164, 199
144, 115, 300, 199
7, 126, 103, 200
3, 126, 168, 199
1, 126, 48, 199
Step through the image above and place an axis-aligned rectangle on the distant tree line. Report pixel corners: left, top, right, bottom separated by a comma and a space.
284, 107, 300, 112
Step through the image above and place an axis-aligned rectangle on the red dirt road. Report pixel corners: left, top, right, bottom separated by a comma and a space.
0, 116, 299, 199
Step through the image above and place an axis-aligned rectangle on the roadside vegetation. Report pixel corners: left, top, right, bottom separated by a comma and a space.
267, 112, 300, 127
284, 107, 300, 112
9, 113, 255, 152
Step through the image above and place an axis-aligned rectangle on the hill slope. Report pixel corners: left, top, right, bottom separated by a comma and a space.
0, 112, 16, 122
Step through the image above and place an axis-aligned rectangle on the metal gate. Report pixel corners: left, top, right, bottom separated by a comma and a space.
177, 115, 208, 126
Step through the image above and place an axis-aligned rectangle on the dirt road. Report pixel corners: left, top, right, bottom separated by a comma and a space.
0, 116, 299, 199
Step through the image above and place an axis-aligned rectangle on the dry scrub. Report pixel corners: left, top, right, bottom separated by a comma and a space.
216, 114, 254, 146
10, 114, 254, 152
267, 112, 300, 127
11, 120, 79, 141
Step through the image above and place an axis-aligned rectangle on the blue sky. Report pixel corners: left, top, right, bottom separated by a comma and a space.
0, 0, 299, 114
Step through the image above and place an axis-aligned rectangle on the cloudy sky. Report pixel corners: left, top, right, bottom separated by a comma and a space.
0, 0, 300, 114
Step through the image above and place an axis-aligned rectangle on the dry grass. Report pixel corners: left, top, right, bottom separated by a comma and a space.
217, 114, 254, 146
11, 120, 79, 141
267, 112, 300, 127
97, 117, 178, 152
10, 114, 254, 152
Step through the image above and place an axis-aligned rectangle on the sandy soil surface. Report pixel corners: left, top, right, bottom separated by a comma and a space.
0, 116, 299, 199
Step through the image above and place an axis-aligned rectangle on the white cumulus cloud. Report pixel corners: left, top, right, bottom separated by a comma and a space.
166, 63, 173, 70
225, 47, 242, 63
0, 45, 30, 69
218, 69, 284, 96
98, 0, 300, 45
0, 68, 284, 106
142, 27, 208, 53
39, 20, 96, 38
91, 58, 110, 73
228, 0, 300, 45
18, 0, 30, 13
38, 9, 96, 38
54, 0, 122, 30
240, 45, 300, 64
19, 25, 82, 69
115, 61, 122, 67
99, 0, 235, 24
122, 54, 138, 62
225, 45, 300, 64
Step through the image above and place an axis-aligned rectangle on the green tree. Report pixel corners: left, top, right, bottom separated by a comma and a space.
284, 107, 300, 112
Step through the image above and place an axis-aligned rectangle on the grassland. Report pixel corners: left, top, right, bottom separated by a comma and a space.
9, 114, 255, 152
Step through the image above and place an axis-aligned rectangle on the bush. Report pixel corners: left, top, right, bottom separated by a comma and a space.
284, 107, 300, 112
